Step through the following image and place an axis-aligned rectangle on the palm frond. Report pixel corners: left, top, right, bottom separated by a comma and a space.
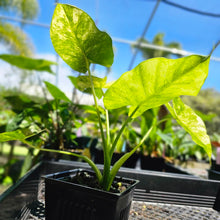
0, 21, 34, 56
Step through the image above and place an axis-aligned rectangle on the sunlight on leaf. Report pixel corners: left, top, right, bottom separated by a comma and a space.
104, 55, 210, 118
104, 80, 116, 88
50, 4, 113, 73
166, 97, 212, 159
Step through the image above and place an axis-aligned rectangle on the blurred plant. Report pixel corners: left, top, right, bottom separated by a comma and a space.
0, 0, 40, 91
166, 128, 208, 161
133, 32, 182, 59
0, 55, 59, 183
0, 0, 39, 56
133, 108, 175, 165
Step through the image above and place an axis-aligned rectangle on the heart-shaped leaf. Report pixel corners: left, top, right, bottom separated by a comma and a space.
50, 4, 113, 73
104, 55, 210, 117
44, 81, 71, 102
166, 97, 212, 159
0, 54, 56, 73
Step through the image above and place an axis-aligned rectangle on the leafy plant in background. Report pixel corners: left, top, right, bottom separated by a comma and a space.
0, 54, 100, 186
165, 129, 208, 162
1, 54, 93, 148
133, 32, 182, 59
138, 107, 211, 163
0, 4, 215, 192
137, 108, 162, 157
0, 55, 58, 183
0, 87, 36, 186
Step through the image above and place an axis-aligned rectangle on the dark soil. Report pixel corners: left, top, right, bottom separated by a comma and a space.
61, 170, 134, 193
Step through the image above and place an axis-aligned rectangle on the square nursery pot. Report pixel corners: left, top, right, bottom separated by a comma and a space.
44, 169, 139, 220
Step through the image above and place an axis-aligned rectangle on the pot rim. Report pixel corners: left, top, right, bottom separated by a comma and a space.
43, 168, 139, 196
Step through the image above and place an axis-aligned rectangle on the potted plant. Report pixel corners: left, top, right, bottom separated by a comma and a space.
0, 3, 216, 220
135, 107, 177, 172
136, 107, 166, 171
209, 137, 220, 180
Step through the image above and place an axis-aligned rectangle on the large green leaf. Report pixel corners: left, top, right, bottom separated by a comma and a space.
166, 97, 212, 159
0, 54, 56, 73
50, 4, 114, 73
104, 55, 210, 117
44, 81, 71, 102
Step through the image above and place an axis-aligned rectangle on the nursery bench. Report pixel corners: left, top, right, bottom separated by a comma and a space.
0, 160, 219, 219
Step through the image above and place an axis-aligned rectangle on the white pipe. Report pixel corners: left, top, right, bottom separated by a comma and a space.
112, 37, 220, 62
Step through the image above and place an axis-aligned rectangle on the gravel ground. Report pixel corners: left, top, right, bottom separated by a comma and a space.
20, 200, 220, 220
129, 202, 220, 220
174, 160, 210, 179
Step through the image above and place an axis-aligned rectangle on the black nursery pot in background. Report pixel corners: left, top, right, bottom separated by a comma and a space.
140, 155, 165, 171
140, 155, 191, 175
44, 169, 139, 220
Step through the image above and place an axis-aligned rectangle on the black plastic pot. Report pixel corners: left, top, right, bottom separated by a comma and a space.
140, 155, 165, 171
208, 169, 220, 180
44, 169, 139, 220
163, 163, 191, 175
140, 155, 191, 175
211, 160, 220, 171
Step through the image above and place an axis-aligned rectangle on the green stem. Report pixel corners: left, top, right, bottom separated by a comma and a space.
106, 109, 111, 148
110, 106, 139, 157
87, 64, 110, 190
107, 125, 153, 191
165, 102, 175, 117
157, 117, 170, 126
101, 109, 111, 190
87, 67, 106, 150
